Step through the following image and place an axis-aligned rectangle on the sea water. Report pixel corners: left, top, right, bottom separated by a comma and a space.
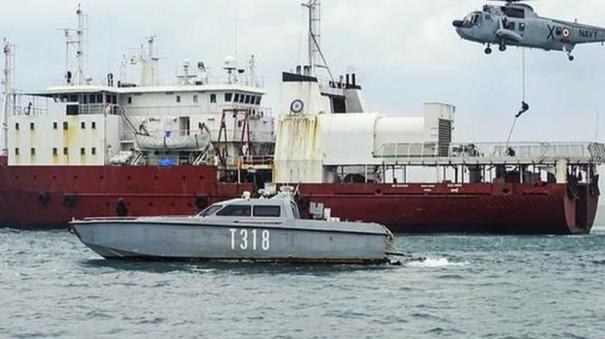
1, 225, 604, 338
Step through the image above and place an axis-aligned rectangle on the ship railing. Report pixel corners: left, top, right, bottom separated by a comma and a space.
375, 142, 605, 164
51, 73, 265, 89
115, 104, 272, 117
239, 155, 274, 166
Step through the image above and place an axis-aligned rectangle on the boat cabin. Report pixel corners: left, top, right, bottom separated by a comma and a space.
198, 198, 301, 220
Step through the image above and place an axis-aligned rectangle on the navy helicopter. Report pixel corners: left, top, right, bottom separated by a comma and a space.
453, 0, 605, 61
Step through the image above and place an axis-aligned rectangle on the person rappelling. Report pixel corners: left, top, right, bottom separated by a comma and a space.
516, 101, 530, 118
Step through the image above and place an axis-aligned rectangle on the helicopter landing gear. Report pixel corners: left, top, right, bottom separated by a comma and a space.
568, 54, 575, 62
499, 42, 507, 52
484, 45, 492, 54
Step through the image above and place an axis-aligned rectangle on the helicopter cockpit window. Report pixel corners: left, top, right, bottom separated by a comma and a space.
502, 7, 525, 19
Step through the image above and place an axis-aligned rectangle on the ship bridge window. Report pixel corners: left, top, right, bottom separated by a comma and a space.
69, 94, 78, 102
66, 105, 79, 115
233, 93, 240, 103
253, 206, 281, 218
90, 94, 96, 104
225, 93, 233, 102
255, 96, 261, 105
210, 94, 217, 103
82, 95, 88, 104
239, 94, 245, 103
96, 94, 102, 103
244, 95, 251, 104
216, 205, 251, 217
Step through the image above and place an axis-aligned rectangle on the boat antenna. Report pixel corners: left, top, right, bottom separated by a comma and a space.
2, 38, 15, 157
302, 0, 334, 81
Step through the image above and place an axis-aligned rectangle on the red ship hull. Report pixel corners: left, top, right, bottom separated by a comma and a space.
296, 182, 598, 235
0, 164, 598, 234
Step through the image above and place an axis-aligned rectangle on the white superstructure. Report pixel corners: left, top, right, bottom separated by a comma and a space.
273, 0, 455, 183
4, 5, 274, 168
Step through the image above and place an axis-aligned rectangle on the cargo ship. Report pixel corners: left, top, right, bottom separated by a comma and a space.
1, 2, 603, 234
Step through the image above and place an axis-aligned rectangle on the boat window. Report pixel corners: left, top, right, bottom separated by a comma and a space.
253, 206, 281, 217
216, 205, 251, 217
255, 96, 261, 105
210, 94, 217, 103
239, 94, 245, 103
225, 93, 233, 102
234, 93, 240, 102
176, 95, 181, 103
96, 94, 103, 103
90, 94, 96, 104
199, 205, 223, 217
519, 23, 526, 32
193, 95, 199, 103
291, 202, 301, 219
245, 95, 251, 104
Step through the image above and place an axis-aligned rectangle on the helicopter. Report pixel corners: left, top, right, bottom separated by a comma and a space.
452, 0, 605, 61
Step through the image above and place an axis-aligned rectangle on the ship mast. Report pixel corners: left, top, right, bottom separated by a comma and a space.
60, 3, 88, 85
302, 0, 333, 81
2, 39, 15, 157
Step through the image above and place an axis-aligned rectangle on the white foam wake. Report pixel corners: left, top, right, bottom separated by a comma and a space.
406, 257, 468, 268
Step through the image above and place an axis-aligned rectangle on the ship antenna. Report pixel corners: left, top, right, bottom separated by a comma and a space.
302, 0, 334, 81
2, 38, 15, 157
59, 3, 88, 85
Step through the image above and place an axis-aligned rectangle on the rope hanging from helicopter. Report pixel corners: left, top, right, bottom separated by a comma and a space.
506, 48, 529, 147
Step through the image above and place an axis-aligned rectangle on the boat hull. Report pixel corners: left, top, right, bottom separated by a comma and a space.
71, 219, 392, 264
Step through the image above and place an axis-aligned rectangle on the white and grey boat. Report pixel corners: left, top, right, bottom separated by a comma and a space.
70, 192, 401, 264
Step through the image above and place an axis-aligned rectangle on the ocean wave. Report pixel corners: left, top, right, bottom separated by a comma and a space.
406, 257, 468, 268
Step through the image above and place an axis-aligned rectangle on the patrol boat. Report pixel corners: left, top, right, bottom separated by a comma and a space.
70, 191, 400, 264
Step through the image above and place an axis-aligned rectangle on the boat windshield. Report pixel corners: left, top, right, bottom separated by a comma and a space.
198, 205, 223, 217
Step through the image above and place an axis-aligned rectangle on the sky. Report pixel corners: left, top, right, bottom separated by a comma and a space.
2, 0, 605, 143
